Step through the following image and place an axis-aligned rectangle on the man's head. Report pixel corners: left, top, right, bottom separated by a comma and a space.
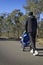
29, 12, 33, 16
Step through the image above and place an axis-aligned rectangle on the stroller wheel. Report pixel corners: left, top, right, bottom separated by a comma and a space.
23, 46, 25, 51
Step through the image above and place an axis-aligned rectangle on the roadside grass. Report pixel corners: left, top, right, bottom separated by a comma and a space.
37, 38, 43, 45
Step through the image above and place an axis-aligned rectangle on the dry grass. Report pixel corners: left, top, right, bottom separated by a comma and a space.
37, 38, 43, 45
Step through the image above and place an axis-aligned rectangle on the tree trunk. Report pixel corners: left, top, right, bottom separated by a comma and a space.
17, 29, 19, 40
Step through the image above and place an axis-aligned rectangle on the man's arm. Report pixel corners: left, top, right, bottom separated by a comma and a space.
35, 18, 37, 29
35, 18, 38, 37
25, 20, 28, 32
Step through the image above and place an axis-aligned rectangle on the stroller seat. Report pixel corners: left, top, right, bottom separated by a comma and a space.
20, 31, 30, 51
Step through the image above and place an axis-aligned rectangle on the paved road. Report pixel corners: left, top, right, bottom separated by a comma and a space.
0, 41, 43, 65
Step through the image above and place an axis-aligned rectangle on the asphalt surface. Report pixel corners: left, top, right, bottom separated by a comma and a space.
0, 41, 43, 65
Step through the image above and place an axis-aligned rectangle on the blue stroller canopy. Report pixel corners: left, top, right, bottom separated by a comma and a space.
22, 32, 30, 44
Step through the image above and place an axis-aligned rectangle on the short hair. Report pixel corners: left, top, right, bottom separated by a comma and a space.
29, 12, 33, 15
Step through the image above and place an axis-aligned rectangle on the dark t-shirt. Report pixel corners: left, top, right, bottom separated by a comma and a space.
25, 16, 37, 33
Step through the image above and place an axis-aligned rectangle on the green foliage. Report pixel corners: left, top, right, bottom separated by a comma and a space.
24, 0, 43, 18
0, 9, 26, 39
38, 21, 43, 38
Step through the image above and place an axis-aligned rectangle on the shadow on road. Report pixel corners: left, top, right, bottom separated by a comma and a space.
22, 48, 43, 57
37, 48, 43, 51
36, 48, 43, 57
35, 54, 43, 57
0, 38, 19, 41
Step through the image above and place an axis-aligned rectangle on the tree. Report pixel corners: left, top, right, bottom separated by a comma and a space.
14, 10, 23, 39
38, 21, 43, 38
6, 15, 13, 37
0, 16, 2, 36
24, 0, 43, 20
8, 9, 24, 39
0, 9, 28, 39
0, 16, 5, 37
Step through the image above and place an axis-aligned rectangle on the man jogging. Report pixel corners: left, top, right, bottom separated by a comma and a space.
25, 12, 38, 56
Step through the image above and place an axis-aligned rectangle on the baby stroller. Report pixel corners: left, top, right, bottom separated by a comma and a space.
20, 31, 30, 51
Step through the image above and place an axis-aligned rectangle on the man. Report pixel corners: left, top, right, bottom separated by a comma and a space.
25, 12, 38, 56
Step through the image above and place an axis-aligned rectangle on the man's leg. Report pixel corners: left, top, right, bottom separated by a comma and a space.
29, 33, 33, 50
29, 32, 36, 53
31, 32, 36, 52
32, 32, 38, 56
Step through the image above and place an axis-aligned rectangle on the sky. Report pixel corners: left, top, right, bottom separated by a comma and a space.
0, 0, 43, 19
0, 0, 26, 13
